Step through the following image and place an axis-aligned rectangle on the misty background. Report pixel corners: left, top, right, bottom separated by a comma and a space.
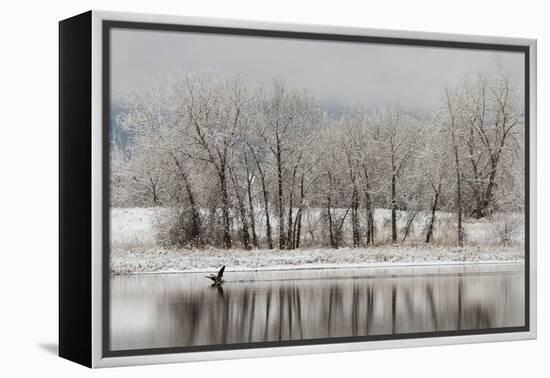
110, 28, 524, 112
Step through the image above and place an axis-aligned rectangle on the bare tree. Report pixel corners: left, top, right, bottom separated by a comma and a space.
246, 141, 274, 249
445, 88, 465, 247
418, 127, 452, 244
379, 107, 420, 243
116, 85, 203, 244
228, 163, 252, 250
243, 151, 259, 248
457, 72, 522, 218
173, 73, 250, 249
256, 81, 317, 249
340, 114, 362, 247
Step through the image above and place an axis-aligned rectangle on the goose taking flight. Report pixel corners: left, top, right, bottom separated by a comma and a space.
205, 265, 225, 285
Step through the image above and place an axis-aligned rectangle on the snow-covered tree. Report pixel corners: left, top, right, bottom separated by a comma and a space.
111, 64, 524, 250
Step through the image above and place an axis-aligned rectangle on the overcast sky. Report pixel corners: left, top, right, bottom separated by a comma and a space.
111, 28, 524, 112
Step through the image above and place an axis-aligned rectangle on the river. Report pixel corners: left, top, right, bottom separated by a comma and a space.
110, 263, 524, 351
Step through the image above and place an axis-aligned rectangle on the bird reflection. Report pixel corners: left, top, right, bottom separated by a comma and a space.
212, 283, 224, 296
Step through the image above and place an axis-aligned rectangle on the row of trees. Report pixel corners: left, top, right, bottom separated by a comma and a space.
111, 68, 524, 249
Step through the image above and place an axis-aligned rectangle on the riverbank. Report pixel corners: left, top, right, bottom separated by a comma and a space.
111, 244, 524, 275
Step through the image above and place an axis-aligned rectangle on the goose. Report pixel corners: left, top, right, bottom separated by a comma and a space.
205, 265, 225, 285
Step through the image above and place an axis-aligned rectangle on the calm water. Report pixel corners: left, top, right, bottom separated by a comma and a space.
110, 264, 524, 351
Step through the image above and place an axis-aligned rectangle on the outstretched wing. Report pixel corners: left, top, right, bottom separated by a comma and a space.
205, 275, 216, 282
217, 265, 226, 279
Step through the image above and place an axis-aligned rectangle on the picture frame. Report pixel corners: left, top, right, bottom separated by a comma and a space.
59, 10, 537, 368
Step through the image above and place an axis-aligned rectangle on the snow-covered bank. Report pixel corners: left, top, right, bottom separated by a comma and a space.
110, 207, 525, 275
111, 245, 524, 275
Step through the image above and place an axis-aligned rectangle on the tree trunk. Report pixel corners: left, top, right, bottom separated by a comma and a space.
286, 166, 299, 249
365, 192, 374, 246
276, 140, 285, 249
246, 183, 258, 248
286, 202, 294, 249
425, 185, 441, 244
172, 155, 201, 244
351, 185, 360, 247
293, 175, 306, 248
479, 158, 499, 218
219, 168, 232, 249
451, 134, 464, 247
467, 126, 484, 219
262, 181, 273, 249
149, 177, 159, 205
237, 200, 251, 250
294, 211, 302, 248
244, 153, 258, 248
391, 173, 398, 243
401, 210, 419, 243
447, 92, 464, 247
249, 145, 273, 249
327, 196, 335, 248
347, 155, 360, 248
229, 166, 251, 250
363, 166, 374, 246
326, 173, 336, 248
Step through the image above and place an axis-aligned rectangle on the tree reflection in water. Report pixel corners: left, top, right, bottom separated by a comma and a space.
110, 265, 524, 351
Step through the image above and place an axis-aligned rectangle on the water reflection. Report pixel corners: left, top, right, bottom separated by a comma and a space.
110, 264, 524, 351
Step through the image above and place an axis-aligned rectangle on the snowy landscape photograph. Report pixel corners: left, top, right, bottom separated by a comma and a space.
106, 26, 527, 352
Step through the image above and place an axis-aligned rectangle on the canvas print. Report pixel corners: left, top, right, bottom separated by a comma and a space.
107, 25, 527, 353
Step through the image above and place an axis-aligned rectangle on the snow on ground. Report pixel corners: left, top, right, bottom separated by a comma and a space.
110, 207, 168, 245
110, 245, 523, 275
110, 207, 525, 275
111, 207, 524, 246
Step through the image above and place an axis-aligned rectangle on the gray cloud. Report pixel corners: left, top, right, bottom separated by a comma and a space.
111, 28, 524, 111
